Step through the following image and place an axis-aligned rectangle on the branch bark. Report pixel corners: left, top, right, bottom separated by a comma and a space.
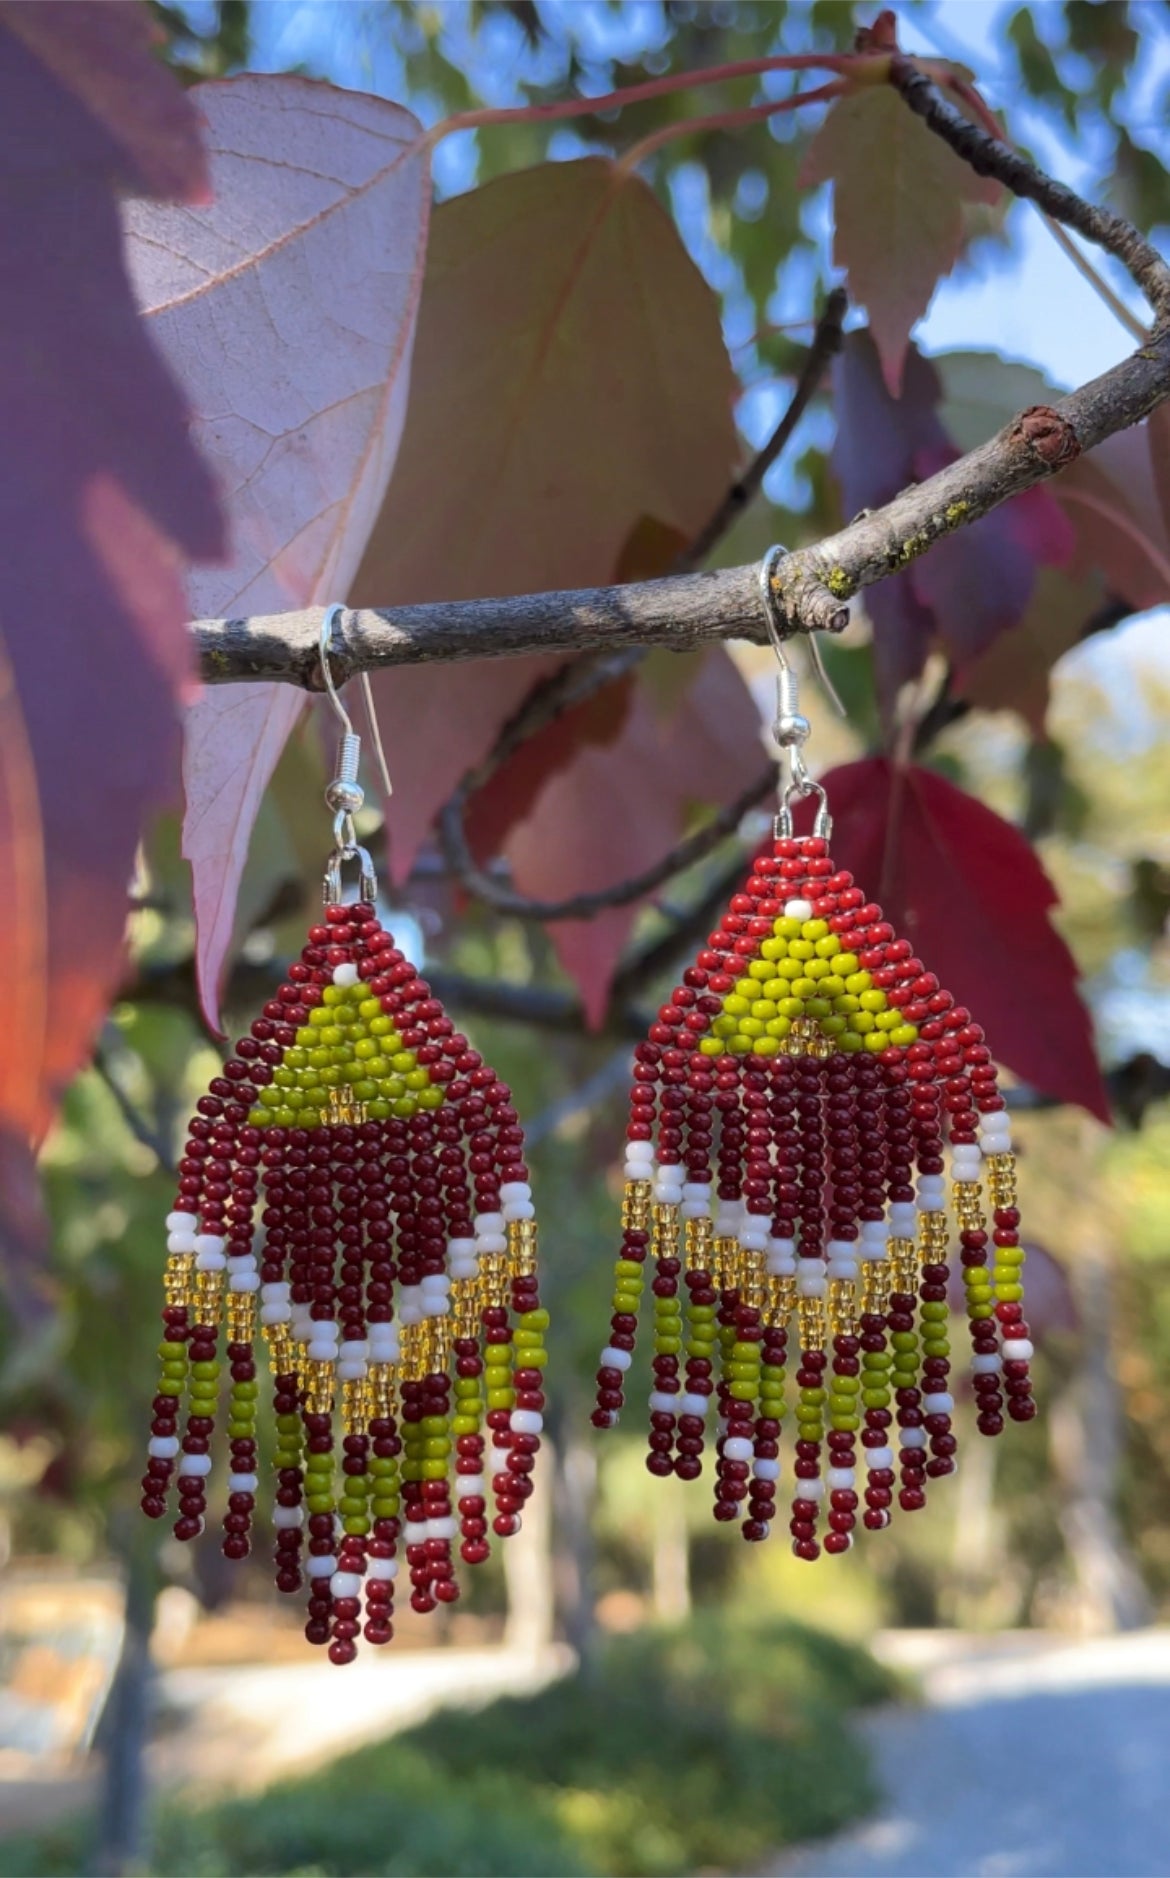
192, 326, 1169, 683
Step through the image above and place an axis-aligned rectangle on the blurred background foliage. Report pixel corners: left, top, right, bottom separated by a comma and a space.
3, 2, 1170, 1874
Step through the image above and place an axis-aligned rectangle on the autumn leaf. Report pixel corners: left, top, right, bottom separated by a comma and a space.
937, 345, 1170, 614
124, 76, 431, 1030
352, 156, 740, 883
819, 757, 1110, 1121
832, 332, 1073, 720
961, 566, 1108, 731
505, 648, 763, 1026
0, 1, 221, 1243
0, 0, 210, 199
801, 81, 1000, 394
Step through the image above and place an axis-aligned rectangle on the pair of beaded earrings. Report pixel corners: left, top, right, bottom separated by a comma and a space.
141, 559, 1033, 1659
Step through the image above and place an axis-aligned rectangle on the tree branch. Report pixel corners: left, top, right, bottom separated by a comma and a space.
191, 58, 1170, 692
192, 330, 1170, 682
438, 763, 775, 921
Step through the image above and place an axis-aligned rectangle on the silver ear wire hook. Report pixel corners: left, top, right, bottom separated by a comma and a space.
758, 547, 833, 841
319, 604, 382, 905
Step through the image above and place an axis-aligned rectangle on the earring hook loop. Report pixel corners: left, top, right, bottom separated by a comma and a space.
758, 547, 833, 841
318, 605, 384, 906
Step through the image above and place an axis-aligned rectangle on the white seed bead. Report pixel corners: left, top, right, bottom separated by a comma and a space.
404, 1521, 429, 1548
648, 1390, 679, 1415
448, 1238, 477, 1261
331, 1570, 363, 1598
456, 1474, 485, 1501
889, 1203, 917, 1236
195, 1234, 226, 1256
148, 1436, 179, 1459
306, 1554, 337, 1579
900, 1428, 927, 1449
178, 1453, 212, 1476
972, 1353, 1002, 1374
680, 1393, 710, 1418
503, 1199, 536, 1221
367, 1555, 398, 1580
753, 1457, 781, 1482
682, 1183, 711, 1202
1003, 1338, 1034, 1362
474, 1213, 505, 1235
511, 1409, 543, 1436
827, 1467, 855, 1490
600, 1346, 632, 1372
167, 1231, 197, 1254
865, 1446, 894, 1470
196, 1248, 226, 1272
723, 1436, 753, 1463
654, 1178, 684, 1204
229, 1271, 260, 1292
260, 1302, 291, 1326
475, 1233, 507, 1256
796, 1476, 825, 1499
229, 1471, 259, 1492
261, 1281, 291, 1303
924, 1392, 954, 1415
739, 1228, 768, 1252
331, 962, 358, 987
784, 898, 813, 920
166, 1211, 197, 1233
337, 1360, 368, 1381
500, 1182, 532, 1204
272, 1505, 304, 1528
427, 1516, 458, 1541
827, 1260, 858, 1281
307, 1341, 340, 1363
625, 1141, 654, 1164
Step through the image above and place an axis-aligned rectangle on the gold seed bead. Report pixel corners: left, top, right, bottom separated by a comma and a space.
621, 1180, 652, 1232
861, 1258, 891, 1316
195, 1270, 225, 1327
766, 1274, 797, 1329
164, 1251, 196, 1309
828, 1277, 858, 1337
652, 1202, 681, 1264
306, 1356, 335, 1415
369, 1361, 396, 1418
713, 1235, 738, 1289
891, 1235, 918, 1293
508, 1218, 539, 1278
684, 1215, 714, 1273
342, 1377, 365, 1436
798, 1297, 827, 1357
453, 1278, 480, 1340
741, 1244, 766, 1312
400, 1321, 427, 1383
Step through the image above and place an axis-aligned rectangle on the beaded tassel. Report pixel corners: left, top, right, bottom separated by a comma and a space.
592, 830, 1033, 1554
141, 900, 548, 1661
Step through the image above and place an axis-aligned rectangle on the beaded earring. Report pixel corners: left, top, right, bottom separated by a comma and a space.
592, 552, 1031, 1556
141, 609, 549, 1663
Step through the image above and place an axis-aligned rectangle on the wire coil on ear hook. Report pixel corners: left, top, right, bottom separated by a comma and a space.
758, 547, 832, 841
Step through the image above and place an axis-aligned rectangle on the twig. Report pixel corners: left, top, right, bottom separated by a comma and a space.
438, 763, 775, 922
683, 286, 847, 568
93, 1036, 177, 1175
524, 1047, 635, 1149
425, 292, 846, 923
890, 56, 1170, 318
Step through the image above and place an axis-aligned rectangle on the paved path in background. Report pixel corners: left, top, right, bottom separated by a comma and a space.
775, 1630, 1170, 1878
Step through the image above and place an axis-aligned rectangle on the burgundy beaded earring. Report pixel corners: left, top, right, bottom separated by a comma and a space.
592, 551, 1031, 1557
141, 608, 549, 1662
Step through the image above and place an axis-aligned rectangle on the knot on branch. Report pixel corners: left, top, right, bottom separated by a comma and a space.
1012, 405, 1081, 471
